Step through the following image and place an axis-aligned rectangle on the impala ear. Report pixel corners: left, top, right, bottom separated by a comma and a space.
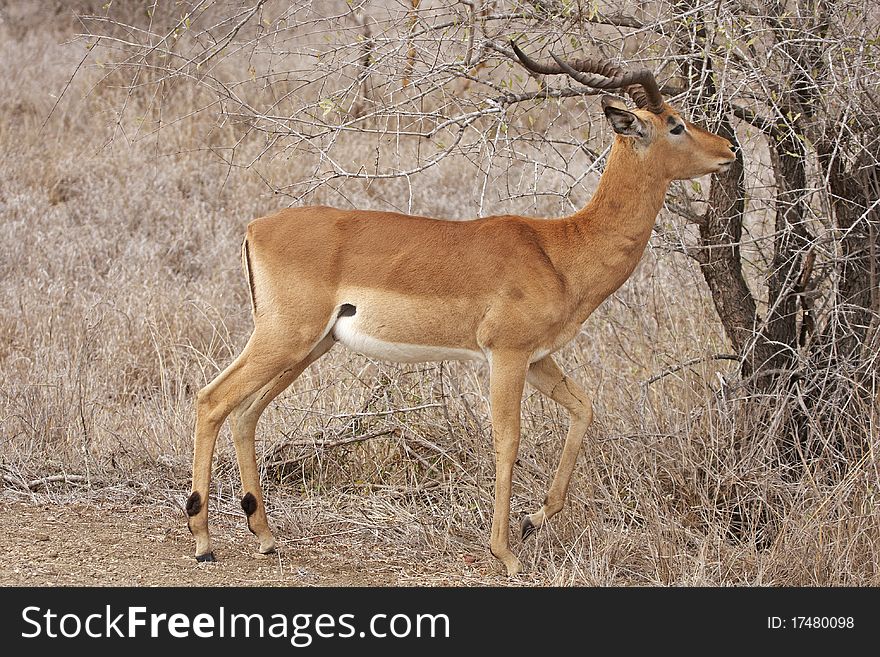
601, 95, 647, 138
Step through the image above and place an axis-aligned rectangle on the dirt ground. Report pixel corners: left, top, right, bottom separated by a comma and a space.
0, 500, 501, 587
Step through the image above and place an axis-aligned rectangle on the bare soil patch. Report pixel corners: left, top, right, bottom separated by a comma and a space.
0, 500, 500, 587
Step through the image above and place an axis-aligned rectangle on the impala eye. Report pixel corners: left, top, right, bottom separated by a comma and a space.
670, 124, 685, 135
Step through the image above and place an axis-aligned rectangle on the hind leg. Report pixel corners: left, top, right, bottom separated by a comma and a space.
229, 333, 335, 554
187, 314, 333, 562
521, 356, 593, 539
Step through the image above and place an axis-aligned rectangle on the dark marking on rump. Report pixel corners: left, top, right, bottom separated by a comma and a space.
185, 491, 202, 517
338, 303, 356, 318
241, 492, 258, 516
244, 237, 257, 314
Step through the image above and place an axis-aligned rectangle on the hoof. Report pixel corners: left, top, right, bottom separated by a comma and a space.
195, 551, 216, 563
505, 558, 524, 577
521, 515, 537, 541
258, 535, 277, 555
491, 547, 524, 577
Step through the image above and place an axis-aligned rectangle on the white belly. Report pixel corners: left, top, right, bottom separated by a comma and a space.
332, 315, 484, 364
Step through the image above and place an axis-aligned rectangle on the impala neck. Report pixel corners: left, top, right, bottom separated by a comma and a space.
575, 137, 669, 238
562, 137, 671, 311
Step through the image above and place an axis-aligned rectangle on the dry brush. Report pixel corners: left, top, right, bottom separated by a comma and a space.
0, 0, 878, 584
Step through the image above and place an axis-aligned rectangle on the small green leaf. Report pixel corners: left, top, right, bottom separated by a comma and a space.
318, 98, 338, 118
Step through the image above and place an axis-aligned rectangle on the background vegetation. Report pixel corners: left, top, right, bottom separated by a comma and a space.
1, 0, 878, 584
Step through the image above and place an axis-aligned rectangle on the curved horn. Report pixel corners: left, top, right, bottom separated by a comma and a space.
549, 53, 664, 114
508, 41, 665, 114
510, 40, 561, 75
623, 76, 664, 114
510, 41, 625, 81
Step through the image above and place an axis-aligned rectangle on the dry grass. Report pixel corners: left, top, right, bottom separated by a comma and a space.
1, 4, 877, 586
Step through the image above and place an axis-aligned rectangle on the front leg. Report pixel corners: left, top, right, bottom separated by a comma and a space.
487, 350, 529, 576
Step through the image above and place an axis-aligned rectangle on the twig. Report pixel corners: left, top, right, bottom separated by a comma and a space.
39, 39, 96, 138
284, 528, 363, 543
284, 403, 442, 419
3, 474, 89, 491
269, 429, 397, 466
310, 428, 397, 449
460, 0, 477, 67
195, 0, 267, 68
642, 354, 740, 386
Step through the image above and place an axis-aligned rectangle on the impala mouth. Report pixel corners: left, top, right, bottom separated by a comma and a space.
716, 161, 734, 173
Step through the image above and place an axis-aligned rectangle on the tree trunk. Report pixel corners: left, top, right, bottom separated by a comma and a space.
764, 130, 811, 368
694, 121, 762, 373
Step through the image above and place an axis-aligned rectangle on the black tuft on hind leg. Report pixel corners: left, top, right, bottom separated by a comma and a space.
241, 492, 258, 516
521, 515, 537, 541
185, 491, 202, 517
